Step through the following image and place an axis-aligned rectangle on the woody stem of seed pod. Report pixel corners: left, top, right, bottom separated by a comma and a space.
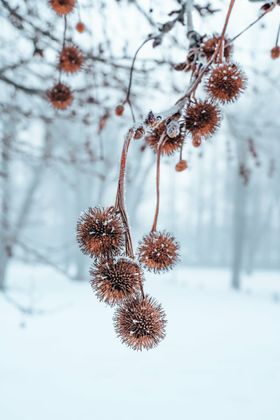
59, 16, 68, 82
216, 0, 236, 61
275, 21, 280, 46
115, 130, 134, 258
151, 133, 166, 233
115, 131, 144, 302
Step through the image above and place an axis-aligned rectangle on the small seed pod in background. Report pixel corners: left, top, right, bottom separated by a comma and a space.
175, 160, 187, 172
133, 126, 145, 140
138, 231, 179, 273
49, 0, 76, 16
145, 115, 185, 156
115, 104, 125, 116
47, 83, 73, 110
185, 101, 221, 139
114, 294, 167, 351
76, 22, 86, 33
59, 45, 84, 74
192, 135, 202, 148
271, 46, 280, 59
206, 63, 247, 104
201, 35, 233, 62
90, 258, 143, 306
76, 206, 125, 258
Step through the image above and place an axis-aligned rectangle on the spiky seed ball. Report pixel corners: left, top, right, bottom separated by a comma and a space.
133, 126, 145, 140
114, 295, 167, 351
271, 46, 280, 59
49, 0, 76, 16
59, 45, 84, 74
76, 207, 125, 258
175, 159, 187, 172
47, 83, 73, 110
201, 35, 233, 62
206, 64, 247, 103
115, 104, 125, 116
76, 22, 86, 33
184, 101, 220, 138
90, 258, 143, 306
145, 116, 185, 156
138, 231, 179, 273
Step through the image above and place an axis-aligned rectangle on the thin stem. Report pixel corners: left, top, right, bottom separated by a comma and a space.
230, 11, 269, 44
216, 0, 236, 60
58, 16, 67, 83
276, 21, 280, 46
151, 134, 165, 232
115, 130, 134, 258
124, 37, 154, 120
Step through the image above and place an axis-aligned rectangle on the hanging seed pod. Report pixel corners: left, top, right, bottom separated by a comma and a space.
114, 294, 167, 351
76, 207, 125, 258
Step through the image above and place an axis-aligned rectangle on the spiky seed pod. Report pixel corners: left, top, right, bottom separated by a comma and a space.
133, 126, 145, 140
76, 22, 86, 33
138, 231, 179, 273
76, 207, 125, 258
184, 101, 221, 138
49, 0, 76, 16
145, 115, 185, 156
59, 45, 84, 74
201, 35, 233, 62
271, 46, 280, 59
90, 258, 143, 306
114, 295, 167, 351
175, 159, 187, 172
47, 83, 73, 110
115, 104, 125, 116
206, 64, 247, 103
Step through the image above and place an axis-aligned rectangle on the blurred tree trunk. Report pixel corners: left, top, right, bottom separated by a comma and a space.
0, 131, 12, 291
231, 133, 249, 290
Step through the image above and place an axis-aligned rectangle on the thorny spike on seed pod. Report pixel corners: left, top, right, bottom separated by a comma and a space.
90, 257, 143, 306
138, 231, 179, 273
76, 206, 125, 258
49, 0, 76, 16
47, 83, 73, 110
114, 294, 167, 351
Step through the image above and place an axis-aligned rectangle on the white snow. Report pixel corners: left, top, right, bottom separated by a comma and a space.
0, 264, 280, 420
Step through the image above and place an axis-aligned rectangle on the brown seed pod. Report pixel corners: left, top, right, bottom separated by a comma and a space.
192, 135, 202, 148
114, 294, 167, 351
47, 83, 73, 110
271, 46, 280, 59
138, 231, 179, 273
90, 258, 143, 306
49, 0, 76, 16
76, 207, 125, 258
133, 126, 145, 140
201, 35, 233, 62
175, 159, 187, 172
59, 45, 84, 74
76, 22, 86, 33
184, 101, 221, 138
115, 104, 125, 116
145, 115, 185, 156
206, 63, 247, 103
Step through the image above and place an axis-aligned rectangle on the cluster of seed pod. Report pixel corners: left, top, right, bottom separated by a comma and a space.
47, 0, 85, 110
127, 34, 247, 173
76, 205, 180, 351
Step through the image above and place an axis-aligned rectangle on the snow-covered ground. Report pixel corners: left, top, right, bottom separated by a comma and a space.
1, 264, 280, 420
